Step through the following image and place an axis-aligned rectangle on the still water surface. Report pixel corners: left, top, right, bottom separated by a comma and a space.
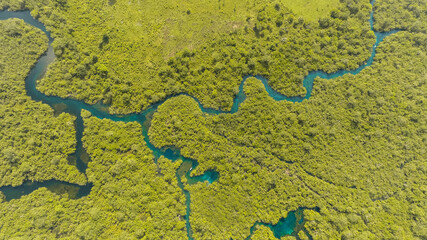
0, 0, 398, 237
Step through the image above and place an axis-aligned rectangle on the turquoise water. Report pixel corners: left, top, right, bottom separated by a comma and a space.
0, 0, 399, 238
246, 210, 297, 240
271, 211, 296, 237
245, 207, 318, 239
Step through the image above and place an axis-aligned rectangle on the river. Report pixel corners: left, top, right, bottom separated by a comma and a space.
0, 0, 399, 238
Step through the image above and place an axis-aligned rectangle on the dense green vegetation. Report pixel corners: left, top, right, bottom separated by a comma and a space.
0, 113, 187, 239
1, 0, 426, 239
374, 0, 427, 32
80, 113, 187, 239
156, 0, 375, 111
148, 31, 426, 239
0, 18, 86, 187
251, 226, 278, 240
1, 0, 376, 114
278, 0, 339, 21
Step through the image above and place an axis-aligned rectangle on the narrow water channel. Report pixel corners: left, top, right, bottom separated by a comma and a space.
0, 0, 399, 238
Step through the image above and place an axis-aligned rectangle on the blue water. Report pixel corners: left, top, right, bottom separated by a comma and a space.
244, 208, 302, 239
0, 0, 399, 238
245, 207, 317, 239
246, 211, 297, 240
270, 211, 297, 237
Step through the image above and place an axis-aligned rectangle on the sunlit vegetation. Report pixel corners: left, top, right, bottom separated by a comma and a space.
81, 113, 187, 239
148, 31, 426, 239
0, 18, 86, 187
0, 0, 426, 239
251, 226, 277, 240
374, 0, 427, 32
0, 113, 187, 239
157, 0, 375, 111
0, 0, 376, 114
280, 0, 340, 21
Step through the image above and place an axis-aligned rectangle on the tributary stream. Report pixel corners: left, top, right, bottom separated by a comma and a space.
0, 0, 398, 238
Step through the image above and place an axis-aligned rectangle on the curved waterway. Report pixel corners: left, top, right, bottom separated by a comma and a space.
244, 207, 319, 240
0, 0, 399, 238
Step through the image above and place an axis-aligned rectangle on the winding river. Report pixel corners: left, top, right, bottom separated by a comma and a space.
0, 0, 399, 238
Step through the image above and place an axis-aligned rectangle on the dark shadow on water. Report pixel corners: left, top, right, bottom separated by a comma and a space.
0, 180, 92, 202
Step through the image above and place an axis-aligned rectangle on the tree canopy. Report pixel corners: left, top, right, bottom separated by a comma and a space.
0, 18, 86, 187
0, 0, 426, 239
148, 31, 426, 239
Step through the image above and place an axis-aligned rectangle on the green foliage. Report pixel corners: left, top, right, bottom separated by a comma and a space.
0, 114, 187, 239
278, 0, 339, 22
148, 32, 426, 239
2, 0, 373, 114
0, 18, 86, 187
374, 0, 427, 32
148, 94, 315, 239
81, 113, 187, 239
1, 0, 425, 239
159, 0, 375, 111
251, 225, 277, 240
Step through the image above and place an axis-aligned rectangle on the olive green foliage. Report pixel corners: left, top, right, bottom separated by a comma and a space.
251, 225, 277, 240
0, 113, 187, 239
81, 113, 187, 239
1, 0, 426, 239
279, 0, 339, 21
0, 18, 86, 187
374, 0, 427, 32
1, 0, 375, 114
160, 0, 375, 111
148, 32, 426, 239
